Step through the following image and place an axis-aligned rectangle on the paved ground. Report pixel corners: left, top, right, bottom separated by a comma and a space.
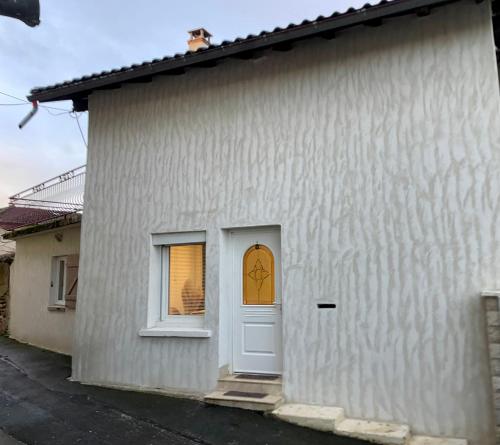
0, 337, 368, 445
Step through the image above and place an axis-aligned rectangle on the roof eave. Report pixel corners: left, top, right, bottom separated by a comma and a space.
2, 213, 82, 240
28, 0, 469, 106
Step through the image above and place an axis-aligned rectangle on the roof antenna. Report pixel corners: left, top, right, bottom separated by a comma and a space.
18, 100, 38, 129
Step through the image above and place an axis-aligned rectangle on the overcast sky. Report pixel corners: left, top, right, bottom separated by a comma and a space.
0, 0, 365, 207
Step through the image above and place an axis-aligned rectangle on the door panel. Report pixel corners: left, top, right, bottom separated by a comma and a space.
232, 228, 282, 374
243, 323, 275, 354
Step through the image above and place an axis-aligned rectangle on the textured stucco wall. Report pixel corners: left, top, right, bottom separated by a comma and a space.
75, 1, 500, 443
9, 226, 80, 355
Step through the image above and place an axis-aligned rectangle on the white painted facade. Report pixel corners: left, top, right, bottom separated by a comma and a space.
9, 225, 80, 355
73, 2, 500, 443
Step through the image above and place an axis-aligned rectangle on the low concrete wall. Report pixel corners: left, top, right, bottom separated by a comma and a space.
9, 225, 80, 355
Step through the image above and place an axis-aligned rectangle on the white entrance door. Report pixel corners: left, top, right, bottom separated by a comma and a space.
231, 228, 282, 375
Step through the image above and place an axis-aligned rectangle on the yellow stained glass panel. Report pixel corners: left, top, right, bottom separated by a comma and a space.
243, 244, 275, 305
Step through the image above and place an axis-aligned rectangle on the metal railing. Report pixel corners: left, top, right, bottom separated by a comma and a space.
9, 164, 85, 212
0, 165, 86, 231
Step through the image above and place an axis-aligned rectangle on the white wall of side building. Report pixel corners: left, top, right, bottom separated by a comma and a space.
9, 225, 80, 355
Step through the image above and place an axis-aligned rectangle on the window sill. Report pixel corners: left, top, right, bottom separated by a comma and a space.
47, 305, 66, 312
138, 327, 212, 338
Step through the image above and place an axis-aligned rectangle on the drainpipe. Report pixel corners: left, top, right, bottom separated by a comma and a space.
18, 100, 38, 129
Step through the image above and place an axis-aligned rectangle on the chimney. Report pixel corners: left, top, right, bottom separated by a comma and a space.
187, 28, 212, 52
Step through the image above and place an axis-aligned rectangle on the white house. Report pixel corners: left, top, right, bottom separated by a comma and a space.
27, 0, 500, 443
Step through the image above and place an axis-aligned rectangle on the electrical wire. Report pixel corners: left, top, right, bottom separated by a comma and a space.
43, 108, 72, 116
71, 112, 88, 148
1, 89, 88, 148
0, 90, 72, 112
0, 100, 72, 112
0, 91, 25, 102
41, 104, 74, 112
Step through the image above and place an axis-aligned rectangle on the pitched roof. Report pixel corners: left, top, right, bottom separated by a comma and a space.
0, 206, 76, 231
27, 0, 475, 110
1, 212, 82, 240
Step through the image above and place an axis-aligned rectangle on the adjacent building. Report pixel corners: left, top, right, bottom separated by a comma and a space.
0, 166, 84, 354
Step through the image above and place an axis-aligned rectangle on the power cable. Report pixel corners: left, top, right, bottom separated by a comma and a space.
0, 90, 72, 112
71, 112, 88, 149
0, 91, 25, 102
1, 89, 87, 148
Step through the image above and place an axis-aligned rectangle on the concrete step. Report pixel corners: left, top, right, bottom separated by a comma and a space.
273, 403, 345, 432
272, 403, 468, 445
335, 418, 410, 445
217, 374, 282, 396
204, 390, 283, 412
409, 436, 467, 445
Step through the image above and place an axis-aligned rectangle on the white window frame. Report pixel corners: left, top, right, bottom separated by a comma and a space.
147, 231, 206, 331
50, 256, 67, 306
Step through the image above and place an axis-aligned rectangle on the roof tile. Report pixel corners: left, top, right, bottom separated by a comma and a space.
29, 0, 463, 100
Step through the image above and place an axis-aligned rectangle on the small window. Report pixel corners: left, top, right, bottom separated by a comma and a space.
164, 244, 205, 316
51, 256, 67, 305
150, 231, 206, 328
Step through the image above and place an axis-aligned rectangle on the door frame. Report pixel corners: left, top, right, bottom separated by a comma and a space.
219, 225, 283, 376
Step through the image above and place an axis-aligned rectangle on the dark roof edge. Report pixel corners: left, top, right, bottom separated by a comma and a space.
2, 213, 82, 240
28, 0, 472, 105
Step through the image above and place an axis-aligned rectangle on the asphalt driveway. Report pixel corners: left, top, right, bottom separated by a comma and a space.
0, 336, 368, 445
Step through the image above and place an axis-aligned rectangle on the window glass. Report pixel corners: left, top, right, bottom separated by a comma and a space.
168, 244, 205, 315
57, 259, 65, 302
243, 244, 275, 305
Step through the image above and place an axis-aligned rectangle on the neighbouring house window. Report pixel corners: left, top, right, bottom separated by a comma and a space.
151, 231, 206, 327
50, 256, 67, 305
50, 255, 80, 309
57, 259, 66, 301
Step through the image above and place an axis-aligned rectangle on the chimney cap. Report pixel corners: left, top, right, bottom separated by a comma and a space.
187, 28, 212, 52
188, 28, 213, 38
